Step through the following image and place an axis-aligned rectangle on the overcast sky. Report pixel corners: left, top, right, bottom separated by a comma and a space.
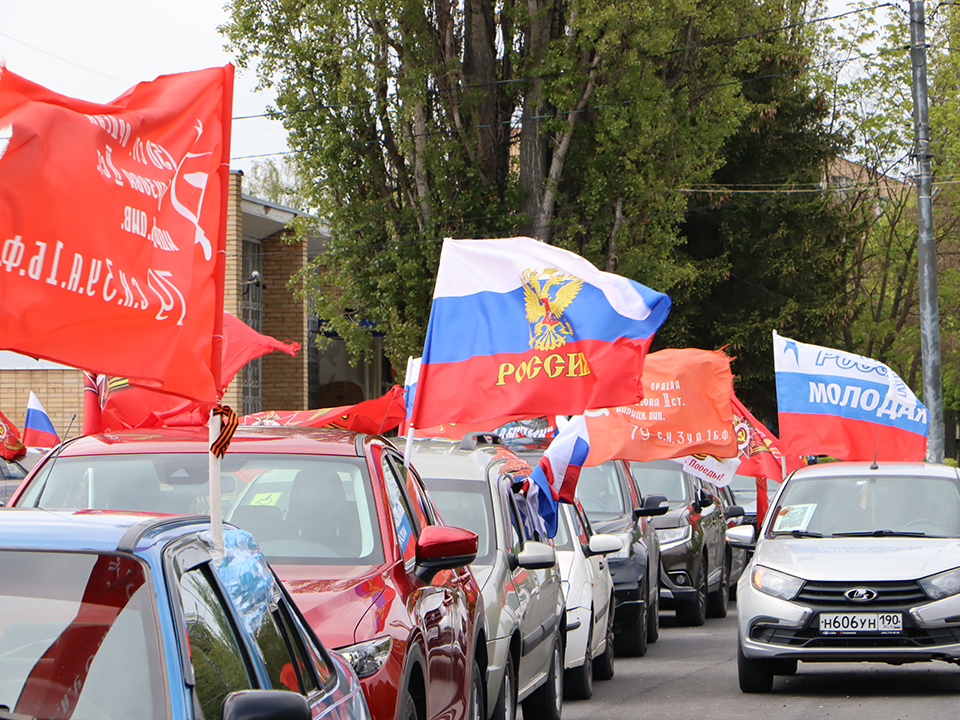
0, 0, 288, 175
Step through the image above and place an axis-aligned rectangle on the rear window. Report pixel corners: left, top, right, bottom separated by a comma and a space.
0, 550, 164, 720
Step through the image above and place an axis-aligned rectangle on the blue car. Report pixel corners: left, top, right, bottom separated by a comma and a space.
0, 508, 370, 720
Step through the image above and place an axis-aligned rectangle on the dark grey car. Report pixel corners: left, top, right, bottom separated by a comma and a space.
631, 460, 742, 626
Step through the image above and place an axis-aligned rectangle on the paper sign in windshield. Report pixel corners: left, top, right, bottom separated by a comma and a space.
772, 503, 817, 533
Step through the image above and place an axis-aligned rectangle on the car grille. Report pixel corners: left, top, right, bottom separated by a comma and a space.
795, 580, 928, 608
751, 624, 960, 649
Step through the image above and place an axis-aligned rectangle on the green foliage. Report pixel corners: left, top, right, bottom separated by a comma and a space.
221, 0, 772, 369
661, 0, 859, 422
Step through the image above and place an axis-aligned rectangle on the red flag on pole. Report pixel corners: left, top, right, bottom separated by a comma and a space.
240, 385, 407, 435
0, 410, 26, 460
83, 313, 299, 433
731, 394, 804, 526
0, 66, 234, 402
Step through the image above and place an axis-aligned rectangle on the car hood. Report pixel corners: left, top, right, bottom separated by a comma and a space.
755, 537, 960, 581
274, 563, 385, 648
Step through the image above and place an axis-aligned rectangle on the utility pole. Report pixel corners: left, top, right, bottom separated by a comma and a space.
909, 0, 945, 462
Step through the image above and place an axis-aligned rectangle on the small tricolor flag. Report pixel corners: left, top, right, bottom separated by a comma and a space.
22, 391, 59, 448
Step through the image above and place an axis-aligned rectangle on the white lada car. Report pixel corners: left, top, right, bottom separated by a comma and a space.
730, 461, 960, 693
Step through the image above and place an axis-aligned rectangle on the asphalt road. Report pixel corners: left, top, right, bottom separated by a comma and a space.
556, 601, 960, 720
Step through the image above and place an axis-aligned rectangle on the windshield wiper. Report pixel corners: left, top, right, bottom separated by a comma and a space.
773, 530, 823, 538
832, 530, 928, 538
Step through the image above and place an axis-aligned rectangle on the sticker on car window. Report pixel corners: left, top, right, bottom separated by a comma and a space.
250, 492, 282, 506
772, 503, 817, 533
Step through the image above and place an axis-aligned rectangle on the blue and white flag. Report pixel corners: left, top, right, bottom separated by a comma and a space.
773, 331, 927, 461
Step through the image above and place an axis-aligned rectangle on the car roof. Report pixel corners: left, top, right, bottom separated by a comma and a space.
410, 436, 525, 482
0, 508, 211, 554
45, 426, 367, 458
788, 460, 960, 481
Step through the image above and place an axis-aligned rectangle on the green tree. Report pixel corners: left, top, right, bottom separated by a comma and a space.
812, 2, 960, 453
662, 0, 860, 423
221, 0, 771, 368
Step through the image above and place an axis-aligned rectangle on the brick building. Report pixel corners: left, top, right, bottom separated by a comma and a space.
0, 171, 391, 440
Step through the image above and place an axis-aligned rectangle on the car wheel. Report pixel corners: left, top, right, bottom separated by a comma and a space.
564, 612, 593, 699
675, 556, 707, 627
646, 572, 660, 644
706, 552, 729, 619
469, 658, 485, 720
522, 631, 563, 720
738, 640, 774, 693
614, 582, 648, 657
592, 598, 615, 681
398, 688, 420, 720
490, 651, 517, 720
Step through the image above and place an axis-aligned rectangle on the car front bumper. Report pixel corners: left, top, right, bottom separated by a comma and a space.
737, 573, 960, 663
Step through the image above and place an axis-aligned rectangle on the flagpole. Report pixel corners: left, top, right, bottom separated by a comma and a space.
209, 408, 223, 558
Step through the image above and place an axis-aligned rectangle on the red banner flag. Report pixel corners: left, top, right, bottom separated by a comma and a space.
0, 410, 26, 460
83, 313, 298, 433
0, 65, 234, 402
584, 348, 737, 465
731, 394, 804, 527
240, 385, 407, 435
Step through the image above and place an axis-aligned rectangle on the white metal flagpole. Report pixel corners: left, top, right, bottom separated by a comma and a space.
208, 408, 223, 558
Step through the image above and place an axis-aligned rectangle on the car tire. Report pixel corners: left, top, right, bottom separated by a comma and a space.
706, 552, 729, 619
592, 599, 615, 681
738, 640, 774, 693
469, 658, 485, 720
675, 556, 708, 627
564, 613, 593, 699
490, 651, 517, 720
522, 632, 563, 720
398, 688, 420, 720
646, 572, 660, 644
613, 582, 648, 657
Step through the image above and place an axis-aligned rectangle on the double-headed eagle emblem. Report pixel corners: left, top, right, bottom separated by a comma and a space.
522, 268, 583, 350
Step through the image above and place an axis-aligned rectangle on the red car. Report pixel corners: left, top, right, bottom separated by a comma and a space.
11, 426, 486, 720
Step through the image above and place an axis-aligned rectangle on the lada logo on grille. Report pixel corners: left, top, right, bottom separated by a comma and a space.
844, 588, 878, 602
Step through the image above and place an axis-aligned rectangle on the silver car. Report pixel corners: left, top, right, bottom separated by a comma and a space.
410, 435, 566, 720
731, 461, 960, 692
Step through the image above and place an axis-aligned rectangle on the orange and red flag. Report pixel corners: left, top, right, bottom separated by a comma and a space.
584, 348, 737, 465
0, 66, 234, 402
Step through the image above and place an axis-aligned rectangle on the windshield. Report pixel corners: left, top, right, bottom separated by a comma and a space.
576, 463, 626, 517
631, 461, 688, 506
0, 550, 164, 720
728, 474, 779, 508
770, 473, 960, 538
20, 453, 384, 565
421, 478, 496, 564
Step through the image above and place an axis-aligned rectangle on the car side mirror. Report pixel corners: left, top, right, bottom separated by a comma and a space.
695, 489, 714, 510
515, 540, 557, 570
724, 504, 745, 521
635, 494, 668, 518
726, 524, 756, 549
416, 525, 479, 582
222, 690, 312, 720
587, 534, 623, 556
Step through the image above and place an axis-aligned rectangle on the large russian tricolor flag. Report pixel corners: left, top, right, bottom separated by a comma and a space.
773, 332, 927, 461
22, 391, 60, 448
409, 237, 671, 429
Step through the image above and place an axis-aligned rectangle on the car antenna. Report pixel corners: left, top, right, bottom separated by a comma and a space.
29, 413, 77, 508
870, 427, 880, 470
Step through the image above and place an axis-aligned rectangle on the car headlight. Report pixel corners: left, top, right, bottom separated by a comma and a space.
919, 568, 960, 600
655, 525, 692, 548
608, 532, 633, 559
751, 566, 804, 601
337, 636, 392, 678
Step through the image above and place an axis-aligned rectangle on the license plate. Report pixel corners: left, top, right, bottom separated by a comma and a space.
819, 613, 902, 635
